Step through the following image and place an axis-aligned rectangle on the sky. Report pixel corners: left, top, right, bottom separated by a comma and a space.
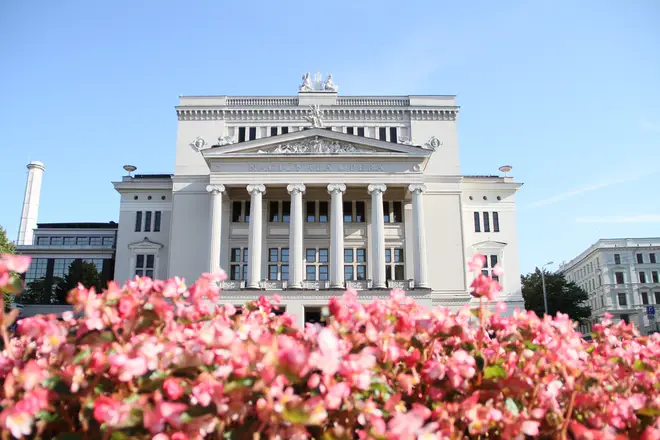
1, 0, 659, 275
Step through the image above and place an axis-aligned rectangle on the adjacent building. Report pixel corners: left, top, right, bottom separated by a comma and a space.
559, 238, 660, 335
111, 73, 525, 326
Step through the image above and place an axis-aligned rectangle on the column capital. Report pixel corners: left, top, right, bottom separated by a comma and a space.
367, 184, 387, 195
327, 183, 347, 195
206, 184, 226, 194
287, 183, 306, 194
246, 184, 266, 195
408, 184, 427, 194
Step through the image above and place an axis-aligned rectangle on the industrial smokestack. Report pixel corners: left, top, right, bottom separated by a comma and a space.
17, 161, 45, 245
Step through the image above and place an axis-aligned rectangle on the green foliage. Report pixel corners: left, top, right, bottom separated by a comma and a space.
53, 260, 102, 304
0, 225, 15, 311
521, 268, 591, 323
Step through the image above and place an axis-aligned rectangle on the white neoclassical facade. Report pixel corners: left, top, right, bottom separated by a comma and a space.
112, 74, 524, 325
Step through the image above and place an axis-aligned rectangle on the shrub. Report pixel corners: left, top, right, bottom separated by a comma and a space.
0, 253, 658, 439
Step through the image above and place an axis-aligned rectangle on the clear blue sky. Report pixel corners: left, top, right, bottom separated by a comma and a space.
1, 0, 659, 274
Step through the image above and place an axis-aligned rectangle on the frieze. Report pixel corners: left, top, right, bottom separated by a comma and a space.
247, 163, 386, 173
176, 108, 457, 122
255, 137, 370, 155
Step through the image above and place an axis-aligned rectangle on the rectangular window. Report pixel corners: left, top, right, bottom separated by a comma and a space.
490, 255, 498, 268
383, 201, 390, 223
319, 249, 328, 263
319, 201, 328, 223
343, 201, 353, 222
379, 127, 387, 141
392, 202, 402, 223
154, 211, 161, 232
249, 127, 256, 141
306, 201, 316, 222
483, 212, 491, 232
135, 254, 154, 278
135, 211, 142, 232
231, 248, 241, 262
356, 265, 367, 280
270, 126, 278, 136
281, 265, 289, 281
144, 211, 152, 232
281, 126, 289, 134
637, 253, 644, 264
244, 201, 250, 223
242, 264, 248, 281
346, 127, 354, 135
269, 201, 279, 222
102, 237, 114, 247
90, 237, 102, 246
232, 202, 241, 222
269, 265, 279, 281
389, 127, 397, 143
64, 237, 75, 245
344, 249, 354, 263
282, 201, 291, 223
344, 265, 354, 281
493, 212, 500, 232
357, 127, 365, 137
37, 236, 50, 245
355, 201, 365, 223
238, 127, 246, 142
640, 272, 647, 283
615, 272, 624, 284
642, 291, 649, 305
319, 265, 329, 280
618, 293, 627, 306
304, 307, 324, 325
394, 248, 404, 263
306, 265, 316, 281
306, 248, 316, 263
243, 248, 248, 263
230, 265, 241, 281
614, 254, 621, 265
653, 271, 659, 283
77, 237, 89, 245
50, 237, 63, 245
269, 248, 279, 262
655, 292, 660, 304
474, 212, 481, 232
356, 249, 367, 263
394, 265, 404, 280
385, 249, 392, 264
649, 253, 656, 264
281, 248, 289, 262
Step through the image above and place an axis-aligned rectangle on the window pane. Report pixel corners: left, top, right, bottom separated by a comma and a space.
306, 201, 316, 222
319, 249, 328, 263
383, 201, 390, 223
136, 255, 144, 268
394, 249, 404, 263
245, 202, 250, 223
483, 212, 491, 232
306, 248, 316, 263
145, 211, 152, 232
343, 201, 353, 222
154, 211, 161, 232
386, 266, 392, 280
614, 254, 621, 265
344, 265, 354, 281
656, 292, 660, 304
231, 248, 241, 262
51, 236, 63, 245
269, 248, 278, 262
637, 253, 644, 264
356, 265, 366, 280
270, 126, 277, 136
37, 236, 50, 245
651, 253, 657, 264
136, 269, 143, 276
395, 265, 404, 280
230, 265, 240, 280
135, 211, 142, 232
146, 255, 155, 268
653, 271, 659, 283
231, 202, 241, 222
243, 248, 249, 263
306, 265, 316, 281
281, 249, 289, 262
242, 264, 248, 280
90, 237, 102, 246
269, 265, 278, 280
238, 127, 246, 142
146, 270, 154, 278
64, 237, 76, 245
346, 127, 354, 135
282, 201, 291, 222
474, 212, 481, 233
269, 201, 279, 222
355, 201, 365, 223
490, 255, 498, 268
319, 265, 329, 280
249, 127, 256, 140
385, 249, 392, 263
281, 126, 289, 134
344, 249, 353, 263
319, 201, 328, 223
357, 127, 365, 137
640, 272, 647, 283
392, 202, 402, 223
77, 237, 89, 245
389, 127, 397, 143
618, 293, 627, 306
482, 269, 489, 277
379, 126, 387, 140
492, 212, 500, 232
356, 249, 366, 263
281, 265, 289, 281
615, 272, 624, 284
642, 292, 649, 304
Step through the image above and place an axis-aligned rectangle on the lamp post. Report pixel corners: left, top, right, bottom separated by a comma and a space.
541, 261, 554, 316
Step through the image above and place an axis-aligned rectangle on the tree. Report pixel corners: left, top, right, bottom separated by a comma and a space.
0, 225, 16, 311
53, 260, 102, 304
522, 268, 591, 323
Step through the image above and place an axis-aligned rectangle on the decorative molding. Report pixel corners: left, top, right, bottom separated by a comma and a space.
398, 136, 414, 145
216, 136, 234, 146
127, 237, 164, 251
189, 136, 209, 152
299, 72, 338, 93
303, 104, 324, 128
423, 136, 442, 151
327, 183, 347, 195
286, 183, 306, 194
408, 184, 427, 194
256, 136, 370, 155
206, 184, 225, 194
367, 184, 387, 194
246, 184, 266, 195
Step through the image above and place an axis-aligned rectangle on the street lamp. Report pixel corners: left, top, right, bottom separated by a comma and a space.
541, 261, 554, 316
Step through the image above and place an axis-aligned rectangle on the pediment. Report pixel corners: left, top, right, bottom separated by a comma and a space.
471, 240, 508, 250
128, 237, 164, 251
201, 128, 431, 159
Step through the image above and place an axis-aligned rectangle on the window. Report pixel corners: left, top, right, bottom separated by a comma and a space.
37, 236, 50, 245
343, 201, 353, 222
135, 211, 142, 232
385, 248, 405, 280
379, 127, 387, 141
144, 211, 152, 232
383, 201, 403, 223
90, 237, 102, 246
154, 211, 161, 232
357, 127, 365, 137
343, 201, 366, 223
346, 127, 354, 135
615, 272, 624, 284
305, 248, 329, 281
480, 254, 500, 282
270, 126, 278, 136
77, 237, 89, 245
474, 212, 481, 233
304, 307, 325, 326
620, 314, 630, 324
383, 201, 390, 223
249, 127, 256, 140
655, 292, 660, 304
637, 253, 644, 264
653, 271, 659, 283
389, 127, 397, 143
84, 258, 104, 273
344, 248, 367, 281
238, 127, 246, 142
23, 258, 49, 301
279, 126, 287, 134
618, 293, 627, 306
229, 248, 248, 281
642, 292, 649, 305
640, 272, 647, 284
306, 201, 316, 222
614, 254, 621, 265
232, 202, 242, 222
651, 253, 657, 264
493, 212, 500, 232
318, 201, 328, 223
53, 258, 74, 279
268, 248, 289, 281
135, 254, 155, 278
51, 237, 63, 245
282, 201, 291, 223
64, 237, 76, 245
269, 201, 279, 222
355, 201, 365, 222
483, 212, 491, 232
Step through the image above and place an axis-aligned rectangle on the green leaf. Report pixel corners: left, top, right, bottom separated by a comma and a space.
474, 354, 485, 371
224, 377, 255, 392
282, 406, 311, 424
523, 340, 539, 351
505, 397, 520, 416
36, 410, 59, 422
633, 359, 652, 372
110, 433, 130, 440
637, 407, 660, 417
73, 348, 91, 364
470, 308, 480, 318
484, 365, 506, 379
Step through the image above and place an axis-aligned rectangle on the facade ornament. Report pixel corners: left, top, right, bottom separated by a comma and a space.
367, 184, 387, 195
189, 136, 209, 152
327, 183, 347, 195
286, 183, 306, 194
323, 74, 338, 92
264, 136, 366, 154
206, 184, 225, 194
423, 136, 442, 151
304, 104, 325, 128
217, 136, 234, 146
246, 184, 266, 195
412, 164, 422, 172
408, 184, 427, 194
298, 72, 339, 93
299, 73, 313, 92
398, 135, 414, 146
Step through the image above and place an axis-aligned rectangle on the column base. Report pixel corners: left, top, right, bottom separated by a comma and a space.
372, 283, 387, 289
288, 283, 302, 289
329, 282, 345, 289
246, 283, 261, 289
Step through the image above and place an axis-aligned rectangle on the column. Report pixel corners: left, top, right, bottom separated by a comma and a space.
206, 184, 225, 273
368, 184, 387, 289
246, 184, 266, 288
328, 183, 347, 288
287, 184, 306, 289
409, 184, 428, 288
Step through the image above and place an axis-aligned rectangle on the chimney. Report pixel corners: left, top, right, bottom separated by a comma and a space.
17, 161, 45, 245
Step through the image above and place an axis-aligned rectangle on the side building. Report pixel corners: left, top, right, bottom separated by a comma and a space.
559, 238, 660, 335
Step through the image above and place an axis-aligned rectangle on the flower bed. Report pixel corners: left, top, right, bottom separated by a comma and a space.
0, 253, 658, 439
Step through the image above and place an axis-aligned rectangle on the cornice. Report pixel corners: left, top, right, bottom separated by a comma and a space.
216, 290, 433, 301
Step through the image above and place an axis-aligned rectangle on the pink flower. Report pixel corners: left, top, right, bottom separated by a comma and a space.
20, 360, 47, 391
163, 378, 185, 400
495, 302, 507, 313
108, 354, 148, 382
422, 359, 446, 380
468, 254, 486, 272
521, 420, 540, 436
93, 396, 128, 427
118, 295, 138, 318
325, 382, 350, 410
492, 264, 504, 277
316, 328, 341, 375
143, 401, 187, 434
1, 255, 32, 273
5, 411, 33, 438
470, 274, 502, 300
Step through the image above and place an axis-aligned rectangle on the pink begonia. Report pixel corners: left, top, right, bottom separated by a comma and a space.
4, 412, 33, 438
467, 254, 486, 272
93, 396, 129, 426
163, 378, 185, 400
